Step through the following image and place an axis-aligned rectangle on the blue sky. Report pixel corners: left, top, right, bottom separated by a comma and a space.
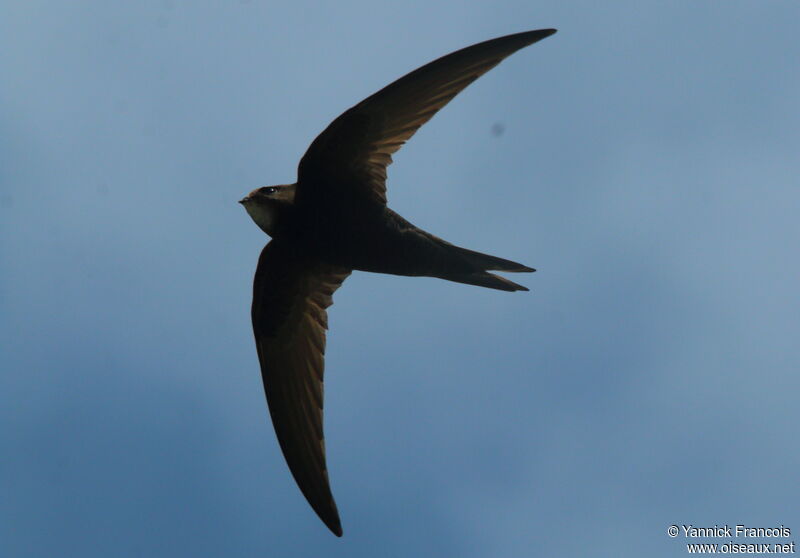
2, 1, 799, 556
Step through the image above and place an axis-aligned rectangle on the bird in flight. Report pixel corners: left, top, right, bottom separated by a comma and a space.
240, 28, 556, 536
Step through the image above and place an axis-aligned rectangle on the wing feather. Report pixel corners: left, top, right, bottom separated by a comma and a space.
297, 29, 556, 204
251, 241, 351, 537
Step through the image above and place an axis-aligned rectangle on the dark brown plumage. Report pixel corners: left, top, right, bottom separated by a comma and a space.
240, 28, 556, 536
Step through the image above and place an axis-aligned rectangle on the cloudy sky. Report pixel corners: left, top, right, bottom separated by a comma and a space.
2, 1, 798, 556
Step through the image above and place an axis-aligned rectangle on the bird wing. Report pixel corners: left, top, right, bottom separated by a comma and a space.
296, 28, 556, 205
251, 240, 351, 536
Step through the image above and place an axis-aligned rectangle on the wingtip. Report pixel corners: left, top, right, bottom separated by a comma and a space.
317, 501, 343, 537
307, 485, 344, 537
327, 519, 343, 537
523, 28, 557, 41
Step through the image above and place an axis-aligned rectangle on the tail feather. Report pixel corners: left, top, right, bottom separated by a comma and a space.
447, 244, 534, 273
444, 271, 529, 292
410, 228, 535, 291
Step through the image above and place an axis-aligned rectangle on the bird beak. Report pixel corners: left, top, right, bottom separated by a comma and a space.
238, 196, 249, 205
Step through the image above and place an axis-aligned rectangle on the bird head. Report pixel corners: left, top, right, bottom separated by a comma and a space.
239, 184, 296, 237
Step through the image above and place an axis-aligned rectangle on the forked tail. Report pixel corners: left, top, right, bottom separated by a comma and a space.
434, 241, 535, 292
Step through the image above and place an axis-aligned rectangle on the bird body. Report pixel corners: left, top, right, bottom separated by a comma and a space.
239, 28, 557, 536
244, 188, 531, 289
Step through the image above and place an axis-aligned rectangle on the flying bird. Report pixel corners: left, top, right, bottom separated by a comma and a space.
240, 28, 556, 536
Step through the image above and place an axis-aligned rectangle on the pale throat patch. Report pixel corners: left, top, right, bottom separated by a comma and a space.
245, 203, 279, 237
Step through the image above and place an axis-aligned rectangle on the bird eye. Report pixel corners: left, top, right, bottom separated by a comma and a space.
262, 186, 278, 195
